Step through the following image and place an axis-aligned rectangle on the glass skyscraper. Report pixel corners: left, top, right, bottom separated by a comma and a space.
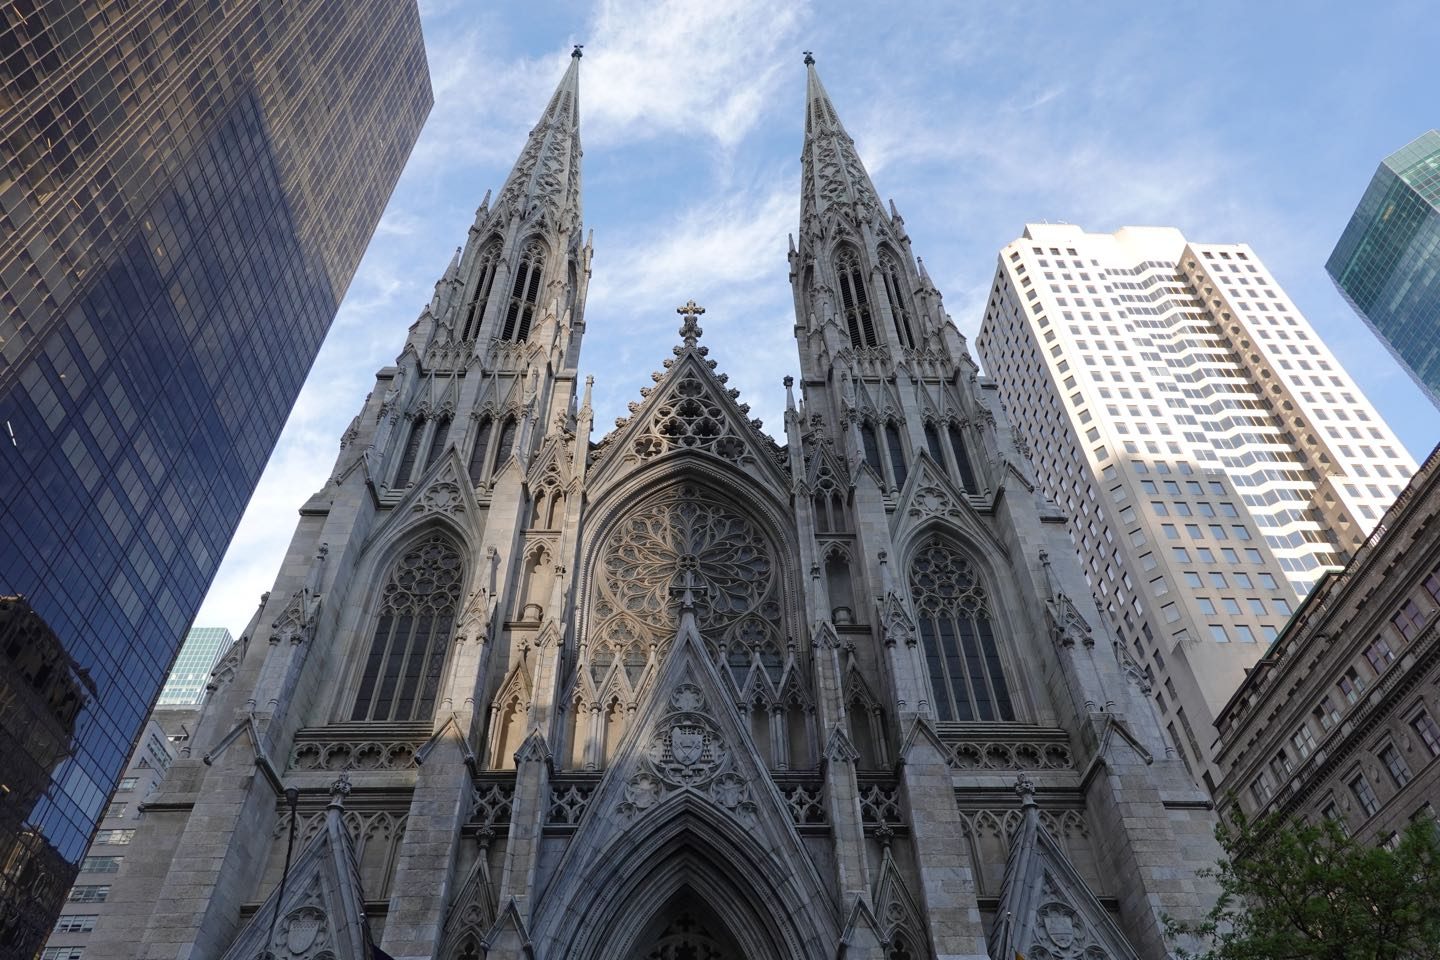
0, 3, 431, 953
156, 626, 231, 706
1327, 130, 1440, 407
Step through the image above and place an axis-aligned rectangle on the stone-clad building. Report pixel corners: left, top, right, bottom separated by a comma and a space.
86, 52, 1220, 959
1215, 442, 1440, 842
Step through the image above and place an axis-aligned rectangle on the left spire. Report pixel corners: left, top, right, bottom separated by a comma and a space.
489, 48, 584, 233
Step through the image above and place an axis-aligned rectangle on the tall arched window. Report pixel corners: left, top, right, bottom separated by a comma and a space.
501, 239, 545, 342
424, 415, 451, 470
835, 247, 877, 348
879, 252, 916, 349
885, 423, 908, 489
860, 423, 883, 475
467, 416, 492, 486
947, 422, 978, 493
494, 416, 518, 467
351, 533, 464, 722
461, 240, 501, 341
395, 415, 426, 487
909, 539, 1014, 722
924, 423, 944, 463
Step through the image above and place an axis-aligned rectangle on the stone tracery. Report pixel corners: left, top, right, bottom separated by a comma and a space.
590, 484, 780, 653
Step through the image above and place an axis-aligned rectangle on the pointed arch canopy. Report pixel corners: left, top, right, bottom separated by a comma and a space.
834, 244, 878, 348
502, 236, 547, 342
529, 794, 838, 959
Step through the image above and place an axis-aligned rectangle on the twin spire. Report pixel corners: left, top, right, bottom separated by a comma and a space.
491, 48, 878, 240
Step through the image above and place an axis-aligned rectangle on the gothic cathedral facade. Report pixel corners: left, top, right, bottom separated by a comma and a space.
90, 53, 1222, 960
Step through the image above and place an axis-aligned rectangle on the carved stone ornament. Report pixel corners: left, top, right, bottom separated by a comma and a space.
908, 483, 959, 520
414, 479, 465, 516
618, 680, 756, 823
1027, 877, 1114, 960
282, 906, 328, 955
1047, 592, 1094, 649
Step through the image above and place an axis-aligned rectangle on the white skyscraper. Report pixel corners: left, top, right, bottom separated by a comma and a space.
976, 223, 1416, 786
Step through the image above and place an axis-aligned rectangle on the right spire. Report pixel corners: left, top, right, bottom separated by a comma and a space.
792, 53, 940, 367
800, 53, 886, 233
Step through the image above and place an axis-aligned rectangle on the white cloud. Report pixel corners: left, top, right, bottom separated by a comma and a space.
582, 0, 806, 148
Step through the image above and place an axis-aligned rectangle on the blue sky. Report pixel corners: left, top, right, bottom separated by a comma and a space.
196, 0, 1440, 635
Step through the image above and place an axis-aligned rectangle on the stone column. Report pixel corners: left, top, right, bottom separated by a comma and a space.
898, 719, 988, 960
380, 727, 473, 960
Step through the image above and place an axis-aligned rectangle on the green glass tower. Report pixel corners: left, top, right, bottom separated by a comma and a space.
1327, 131, 1440, 407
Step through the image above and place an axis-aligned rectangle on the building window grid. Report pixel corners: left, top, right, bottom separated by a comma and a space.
1350, 773, 1381, 818
1412, 710, 1440, 757
1380, 744, 1413, 788
1392, 598, 1427, 641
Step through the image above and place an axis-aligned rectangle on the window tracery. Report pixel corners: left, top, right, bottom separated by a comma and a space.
493, 416, 518, 467
501, 239, 545, 342
590, 485, 780, 653
885, 423, 908, 489
634, 376, 747, 463
860, 423, 883, 475
395, 415, 426, 487
836, 247, 877, 348
909, 539, 1014, 722
925, 423, 945, 463
879, 251, 916, 349
425, 415, 452, 471
351, 533, 464, 722
467, 416, 492, 486
461, 240, 500, 341
947, 422, 979, 493
811, 463, 848, 533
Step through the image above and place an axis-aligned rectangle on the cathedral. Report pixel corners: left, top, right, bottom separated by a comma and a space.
88, 51, 1222, 960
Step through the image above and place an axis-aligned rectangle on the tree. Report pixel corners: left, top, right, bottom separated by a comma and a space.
1167, 808, 1440, 959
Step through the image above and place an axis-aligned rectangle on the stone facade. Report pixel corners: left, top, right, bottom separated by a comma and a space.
1215, 442, 1440, 843
84, 53, 1220, 960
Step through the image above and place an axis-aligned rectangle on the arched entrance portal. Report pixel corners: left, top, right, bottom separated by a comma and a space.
629, 891, 744, 960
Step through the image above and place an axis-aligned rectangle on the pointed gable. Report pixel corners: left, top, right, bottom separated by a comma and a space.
889, 452, 1006, 561
221, 778, 374, 960
589, 301, 789, 489
526, 600, 840, 955
990, 778, 1142, 960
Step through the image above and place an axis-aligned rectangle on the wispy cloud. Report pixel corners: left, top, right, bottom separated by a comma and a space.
583, 0, 805, 148
193, 1, 1440, 640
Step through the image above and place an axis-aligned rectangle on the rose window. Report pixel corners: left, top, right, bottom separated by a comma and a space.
591, 485, 780, 654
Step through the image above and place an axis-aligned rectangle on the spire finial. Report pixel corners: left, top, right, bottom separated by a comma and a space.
802, 50, 815, 65
676, 299, 706, 347
572, 44, 584, 59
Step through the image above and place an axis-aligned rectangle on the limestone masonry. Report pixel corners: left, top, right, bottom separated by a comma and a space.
85, 53, 1221, 960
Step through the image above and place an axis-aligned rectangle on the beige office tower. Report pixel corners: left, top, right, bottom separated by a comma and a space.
975, 224, 1416, 787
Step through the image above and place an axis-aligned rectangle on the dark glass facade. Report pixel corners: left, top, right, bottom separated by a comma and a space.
0, 3, 431, 954
1327, 131, 1440, 408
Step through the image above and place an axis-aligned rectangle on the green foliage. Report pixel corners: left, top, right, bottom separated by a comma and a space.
1167, 808, 1440, 960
